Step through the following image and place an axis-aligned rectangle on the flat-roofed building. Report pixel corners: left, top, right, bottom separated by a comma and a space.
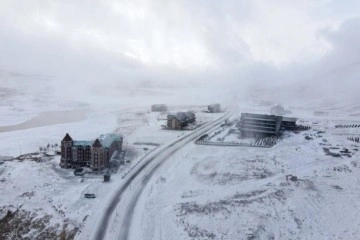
281, 117, 298, 131
238, 113, 298, 138
151, 104, 168, 112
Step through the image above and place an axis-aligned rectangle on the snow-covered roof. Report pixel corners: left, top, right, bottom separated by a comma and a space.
282, 117, 297, 122
99, 133, 123, 148
73, 140, 92, 147
168, 113, 188, 123
71, 133, 123, 148
92, 139, 103, 148
62, 133, 73, 141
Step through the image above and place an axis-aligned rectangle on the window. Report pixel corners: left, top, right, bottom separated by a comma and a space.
78, 146, 84, 160
85, 146, 91, 161
66, 147, 71, 159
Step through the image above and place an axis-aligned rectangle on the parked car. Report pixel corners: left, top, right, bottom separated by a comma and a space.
74, 168, 84, 176
84, 193, 96, 198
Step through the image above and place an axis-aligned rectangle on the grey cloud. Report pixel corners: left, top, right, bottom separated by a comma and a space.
237, 17, 360, 104
0, 0, 360, 102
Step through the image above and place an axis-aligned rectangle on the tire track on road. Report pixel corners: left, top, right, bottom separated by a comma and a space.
94, 111, 234, 240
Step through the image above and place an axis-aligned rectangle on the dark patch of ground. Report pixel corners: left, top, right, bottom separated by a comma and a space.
0, 206, 78, 240
176, 189, 286, 217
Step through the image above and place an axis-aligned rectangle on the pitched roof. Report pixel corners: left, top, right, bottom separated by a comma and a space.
184, 111, 195, 119
62, 133, 73, 142
73, 140, 92, 147
282, 117, 297, 122
168, 113, 187, 123
92, 139, 103, 148
99, 133, 123, 148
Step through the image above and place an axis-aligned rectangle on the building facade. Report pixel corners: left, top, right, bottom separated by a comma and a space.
151, 104, 168, 112
167, 111, 196, 129
238, 113, 297, 138
60, 133, 123, 171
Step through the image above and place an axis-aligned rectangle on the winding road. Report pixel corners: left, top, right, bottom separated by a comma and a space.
93, 110, 234, 240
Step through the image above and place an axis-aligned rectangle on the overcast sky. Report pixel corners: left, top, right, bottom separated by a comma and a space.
0, 0, 360, 99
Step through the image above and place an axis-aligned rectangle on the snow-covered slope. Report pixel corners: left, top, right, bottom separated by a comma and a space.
2, 71, 360, 240
130, 112, 360, 240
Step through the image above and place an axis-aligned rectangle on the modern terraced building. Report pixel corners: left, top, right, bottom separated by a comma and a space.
238, 113, 297, 138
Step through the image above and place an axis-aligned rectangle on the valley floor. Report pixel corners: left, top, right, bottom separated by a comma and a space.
1, 85, 360, 239
130, 117, 360, 240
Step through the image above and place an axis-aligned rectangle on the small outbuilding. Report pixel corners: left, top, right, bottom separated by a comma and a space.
104, 173, 111, 182
151, 104, 168, 112
208, 104, 221, 113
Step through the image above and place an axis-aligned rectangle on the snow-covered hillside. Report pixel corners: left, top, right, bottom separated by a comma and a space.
0, 78, 231, 239
2, 71, 360, 239
130, 111, 360, 240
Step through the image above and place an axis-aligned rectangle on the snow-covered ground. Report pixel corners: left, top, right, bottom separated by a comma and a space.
130, 111, 360, 240
0, 74, 230, 239
2, 71, 360, 239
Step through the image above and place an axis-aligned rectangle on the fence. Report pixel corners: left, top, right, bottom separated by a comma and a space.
195, 136, 278, 148
292, 125, 311, 131
336, 124, 360, 128
347, 137, 360, 143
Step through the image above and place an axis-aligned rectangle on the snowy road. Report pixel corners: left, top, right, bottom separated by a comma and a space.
93, 110, 234, 240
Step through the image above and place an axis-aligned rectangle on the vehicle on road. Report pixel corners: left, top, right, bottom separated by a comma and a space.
84, 193, 96, 198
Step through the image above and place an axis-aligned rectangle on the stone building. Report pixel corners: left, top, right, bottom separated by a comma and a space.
60, 133, 123, 171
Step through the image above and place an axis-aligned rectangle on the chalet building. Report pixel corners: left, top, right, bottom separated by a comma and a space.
167, 111, 196, 129
60, 133, 123, 171
208, 104, 221, 113
185, 112, 196, 123
238, 113, 297, 138
167, 113, 188, 129
151, 104, 168, 112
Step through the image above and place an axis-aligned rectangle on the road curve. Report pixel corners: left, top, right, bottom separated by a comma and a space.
94, 110, 234, 240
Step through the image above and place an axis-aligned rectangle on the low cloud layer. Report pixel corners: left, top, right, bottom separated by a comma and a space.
0, 0, 359, 101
